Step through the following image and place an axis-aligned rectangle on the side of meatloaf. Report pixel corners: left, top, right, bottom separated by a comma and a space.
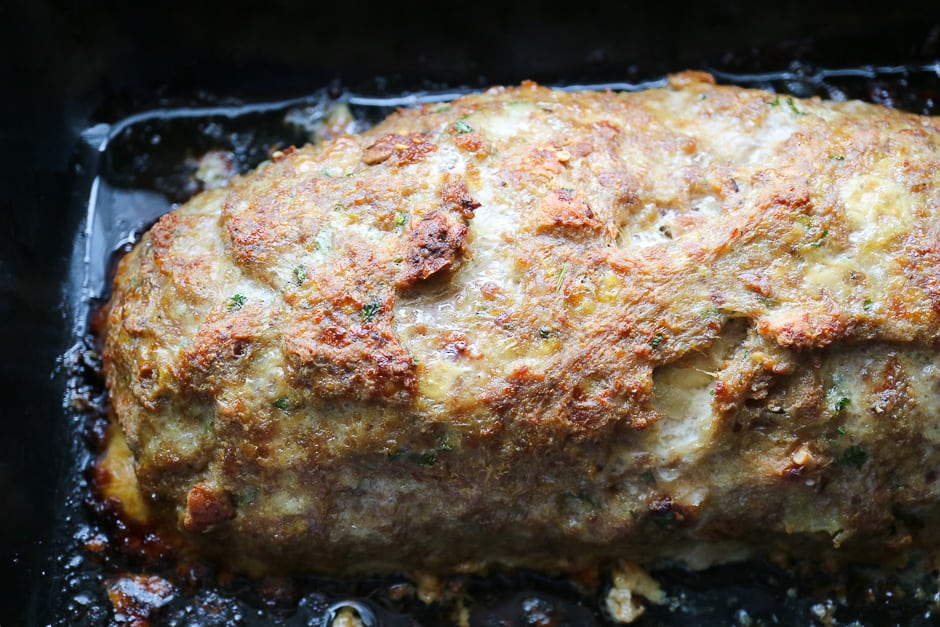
103, 72, 940, 576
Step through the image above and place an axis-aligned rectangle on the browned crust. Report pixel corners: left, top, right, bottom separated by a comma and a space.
101, 74, 940, 577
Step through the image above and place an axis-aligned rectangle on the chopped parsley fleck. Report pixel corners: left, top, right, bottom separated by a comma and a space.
834, 396, 851, 412
654, 510, 677, 528
651, 333, 664, 349
786, 98, 806, 116
394, 212, 408, 228
830, 154, 846, 161
538, 326, 557, 339
273, 397, 290, 411
555, 261, 570, 293
837, 426, 847, 435
437, 436, 456, 452
227, 293, 246, 311
361, 301, 381, 322
863, 299, 874, 312
768, 96, 780, 106
411, 452, 437, 466
454, 120, 473, 134
292, 265, 307, 286
810, 228, 828, 247
840, 445, 868, 469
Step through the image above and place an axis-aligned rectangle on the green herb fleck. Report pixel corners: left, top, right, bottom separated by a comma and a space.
830, 154, 846, 161
840, 445, 868, 469
455, 120, 473, 134
810, 228, 828, 247
227, 293, 247, 311
273, 397, 290, 411
786, 98, 806, 116
837, 426, 847, 435
292, 265, 307, 286
700, 307, 722, 318
641, 471, 656, 484
651, 333, 664, 349
768, 96, 780, 106
654, 510, 677, 528
410, 451, 437, 466
834, 396, 851, 412
538, 326, 557, 339
863, 299, 874, 312
555, 261, 570, 293
361, 302, 381, 323
394, 212, 408, 228
237, 487, 258, 507
437, 435, 456, 452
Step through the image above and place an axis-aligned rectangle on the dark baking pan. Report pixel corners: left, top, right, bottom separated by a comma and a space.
4, 1, 940, 625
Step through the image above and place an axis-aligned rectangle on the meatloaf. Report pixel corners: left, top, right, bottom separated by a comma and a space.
102, 72, 940, 577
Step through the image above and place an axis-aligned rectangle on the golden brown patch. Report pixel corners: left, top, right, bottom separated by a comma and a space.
440, 174, 481, 220
454, 131, 486, 154
667, 70, 717, 88
397, 210, 470, 289
149, 211, 180, 260
285, 309, 417, 403
532, 188, 604, 237
182, 481, 235, 532
362, 132, 437, 166
180, 306, 272, 393
759, 309, 849, 350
